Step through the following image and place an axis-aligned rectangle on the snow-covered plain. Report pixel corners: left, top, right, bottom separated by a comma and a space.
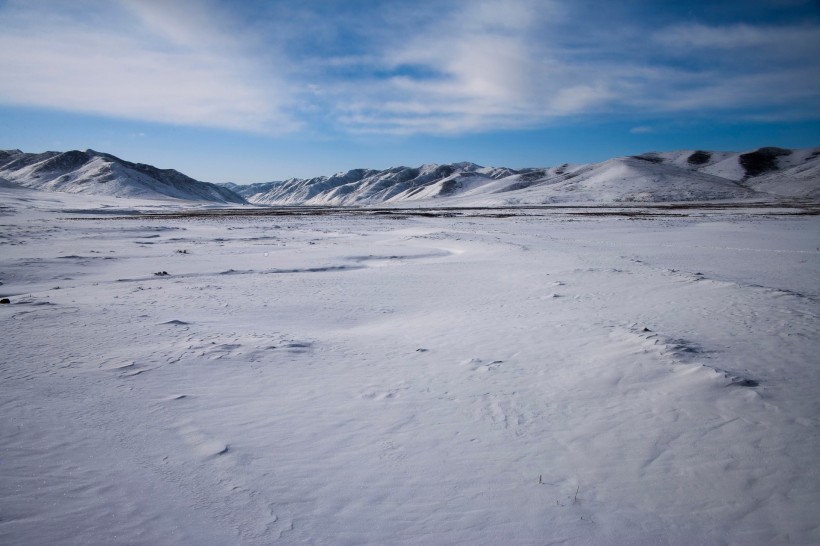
1, 187, 819, 545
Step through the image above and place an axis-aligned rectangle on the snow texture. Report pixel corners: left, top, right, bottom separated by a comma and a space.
1, 187, 818, 545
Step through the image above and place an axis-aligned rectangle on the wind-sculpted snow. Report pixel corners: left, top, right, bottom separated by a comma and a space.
1, 188, 819, 544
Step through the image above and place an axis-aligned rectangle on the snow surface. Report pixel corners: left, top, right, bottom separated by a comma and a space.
1, 187, 819, 545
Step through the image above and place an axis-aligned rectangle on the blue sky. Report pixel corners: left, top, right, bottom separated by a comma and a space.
0, 0, 818, 183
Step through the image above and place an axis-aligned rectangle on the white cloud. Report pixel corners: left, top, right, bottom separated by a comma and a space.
0, 0, 297, 133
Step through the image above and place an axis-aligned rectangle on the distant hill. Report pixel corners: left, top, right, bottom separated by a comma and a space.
0, 149, 245, 203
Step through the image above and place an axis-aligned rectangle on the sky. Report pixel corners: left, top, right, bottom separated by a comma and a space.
0, 0, 819, 183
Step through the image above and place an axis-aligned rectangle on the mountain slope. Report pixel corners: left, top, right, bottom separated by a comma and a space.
0, 149, 245, 203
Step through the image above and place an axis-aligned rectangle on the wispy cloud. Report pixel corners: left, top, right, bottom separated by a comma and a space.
0, 0, 297, 133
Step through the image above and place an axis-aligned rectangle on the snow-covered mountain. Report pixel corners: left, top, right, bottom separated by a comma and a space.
239, 146, 820, 206
2, 146, 817, 205
0, 149, 245, 203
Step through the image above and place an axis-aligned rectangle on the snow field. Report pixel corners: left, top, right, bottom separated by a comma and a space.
1, 190, 819, 545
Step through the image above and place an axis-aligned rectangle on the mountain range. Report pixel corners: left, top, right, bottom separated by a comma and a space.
2, 146, 818, 206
